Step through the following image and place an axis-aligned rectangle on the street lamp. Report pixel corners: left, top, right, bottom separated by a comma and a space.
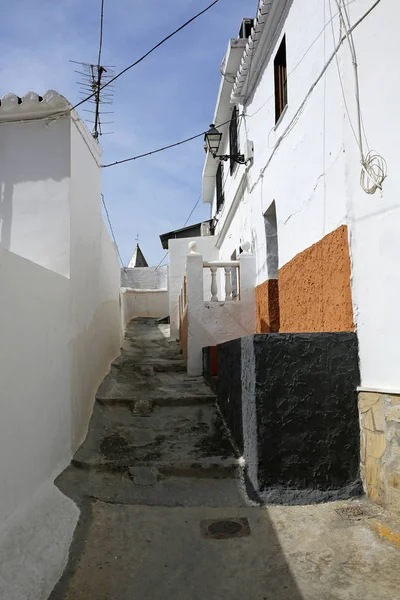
204, 124, 246, 164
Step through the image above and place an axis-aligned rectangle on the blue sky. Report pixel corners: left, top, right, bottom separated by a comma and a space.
0, 0, 257, 266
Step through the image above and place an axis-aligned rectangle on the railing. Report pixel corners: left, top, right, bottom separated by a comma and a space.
203, 261, 240, 302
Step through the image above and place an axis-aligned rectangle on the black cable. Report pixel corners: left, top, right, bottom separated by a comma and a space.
101, 194, 125, 268
183, 195, 201, 228
94, 0, 106, 137
155, 194, 202, 269
72, 0, 221, 112
101, 117, 233, 168
97, 0, 105, 67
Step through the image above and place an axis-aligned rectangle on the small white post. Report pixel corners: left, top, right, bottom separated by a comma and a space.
186, 240, 205, 376
224, 267, 232, 300
239, 241, 256, 332
210, 267, 218, 301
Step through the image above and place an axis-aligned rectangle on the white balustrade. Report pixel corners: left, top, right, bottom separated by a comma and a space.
203, 261, 240, 302
210, 267, 218, 301
224, 267, 232, 301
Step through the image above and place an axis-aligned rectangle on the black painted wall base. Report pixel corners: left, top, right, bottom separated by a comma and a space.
213, 332, 362, 505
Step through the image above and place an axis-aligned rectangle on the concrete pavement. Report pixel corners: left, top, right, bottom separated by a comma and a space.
50, 319, 400, 600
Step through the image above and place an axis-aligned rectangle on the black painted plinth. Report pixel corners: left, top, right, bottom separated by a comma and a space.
214, 332, 362, 504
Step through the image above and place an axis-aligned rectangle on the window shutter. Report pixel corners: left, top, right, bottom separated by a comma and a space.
216, 162, 224, 212
229, 106, 239, 175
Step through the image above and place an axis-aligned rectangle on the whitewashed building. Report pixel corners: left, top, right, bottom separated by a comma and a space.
169, 0, 400, 512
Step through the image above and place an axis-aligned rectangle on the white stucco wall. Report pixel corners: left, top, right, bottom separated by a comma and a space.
0, 107, 122, 598
210, 0, 347, 279
121, 265, 168, 290
121, 289, 169, 326
338, 0, 400, 390
0, 117, 71, 277
186, 248, 256, 376
168, 236, 220, 339
203, 0, 399, 389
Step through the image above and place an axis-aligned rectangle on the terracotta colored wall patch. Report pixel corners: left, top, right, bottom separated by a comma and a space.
281, 225, 354, 332
256, 225, 354, 333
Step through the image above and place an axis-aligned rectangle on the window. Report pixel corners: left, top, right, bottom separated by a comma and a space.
263, 201, 280, 332
229, 106, 239, 175
274, 36, 287, 123
264, 201, 279, 279
216, 162, 224, 212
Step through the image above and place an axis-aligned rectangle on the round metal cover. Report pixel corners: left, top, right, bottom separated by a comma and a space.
200, 517, 251, 540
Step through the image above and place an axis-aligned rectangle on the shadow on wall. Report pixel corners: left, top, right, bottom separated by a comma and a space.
0, 180, 13, 250
257, 279, 280, 333
0, 119, 70, 252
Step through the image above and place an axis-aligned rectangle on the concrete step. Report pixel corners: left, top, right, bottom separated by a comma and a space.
96, 371, 215, 403
72, 456, 241, 478
97, 394, 217, 408
55, 466, 254, 507
72, 403, 239, 478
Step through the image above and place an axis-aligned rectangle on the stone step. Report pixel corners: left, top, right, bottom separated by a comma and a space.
72, 456, 241, 479
55, 466, 253, 507
96, 394, 217, 408
72, 403, 238, 478
96, 371, 214, 402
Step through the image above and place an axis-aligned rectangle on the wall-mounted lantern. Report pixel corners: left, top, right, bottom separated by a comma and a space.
204, 124, 246, 164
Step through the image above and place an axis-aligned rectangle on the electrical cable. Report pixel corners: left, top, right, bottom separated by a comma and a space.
97, 0, 105, 68
101, 117, 233, 168
71, 0, 221, 112
93, 0, 106, 138
101, 194, 126, 268
246, 0, 384, 195
155, 194, 203, 269
331, 0, 386, 194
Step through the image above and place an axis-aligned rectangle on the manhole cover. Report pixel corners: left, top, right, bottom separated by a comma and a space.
335, 506, 372, 521
200, 518, 251, 540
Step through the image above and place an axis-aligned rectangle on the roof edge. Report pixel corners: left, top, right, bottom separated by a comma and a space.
231, 0, 287, 104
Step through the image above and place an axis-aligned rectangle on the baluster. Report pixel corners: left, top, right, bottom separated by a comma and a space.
224, 267, 232, 300
210, 267, 218, 301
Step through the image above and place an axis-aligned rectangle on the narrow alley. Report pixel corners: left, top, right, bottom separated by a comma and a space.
50, 319, 400, 600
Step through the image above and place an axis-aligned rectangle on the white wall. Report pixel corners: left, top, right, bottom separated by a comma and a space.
210, 0, 347, 281
339, 0, 400, 389
121, 265, 168, 290
168, 236, 220, 339
121, 289, 169, 327
203, 0, 400, 388
186, 247, 256, 376
0, 108, 122, 598
0, 118, 71, 277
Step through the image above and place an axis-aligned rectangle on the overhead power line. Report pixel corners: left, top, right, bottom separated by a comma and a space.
101, 194, 126, 268
101, 117, 234, 168
71, 0, 221, 112
97, 0, 105, 67
94, 0, 106, 138
156, 194, 202, 269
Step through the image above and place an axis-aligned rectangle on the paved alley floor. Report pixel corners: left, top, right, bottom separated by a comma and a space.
51, 319, 400, 600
